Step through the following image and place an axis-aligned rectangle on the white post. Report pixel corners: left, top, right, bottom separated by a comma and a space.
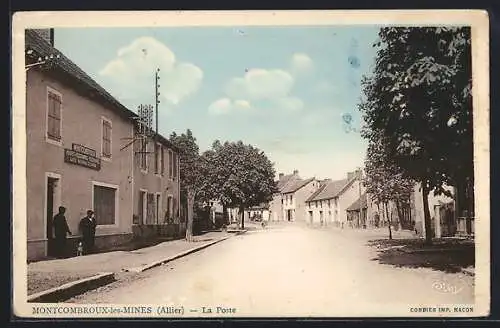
434, 205, 442, 238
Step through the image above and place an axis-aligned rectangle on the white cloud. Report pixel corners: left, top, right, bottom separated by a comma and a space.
290, 53, 314, 74
314, 80, 336, 94
213, 53, 313, 115
99, 36, 203, 106
208, 98, 252, 115
272, 97, 304, 112
225, 68, 294, 100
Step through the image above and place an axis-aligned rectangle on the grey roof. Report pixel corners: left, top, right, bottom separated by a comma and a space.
306, 177, 356, 202
25, 30, 179, 152
282, 177, 315, 194
276, 174, 298, 191
346, 193, 368, 211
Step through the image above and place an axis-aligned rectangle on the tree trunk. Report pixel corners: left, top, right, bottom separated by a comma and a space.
422, 183, 433, 245
240, 205, 245, 230
396, 200, 403, 229
385, 202, 392, 240
185, 189, 195, 242
222, 204, 228, 226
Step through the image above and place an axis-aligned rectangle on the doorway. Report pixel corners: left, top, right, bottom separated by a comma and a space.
45, 175, 60, 257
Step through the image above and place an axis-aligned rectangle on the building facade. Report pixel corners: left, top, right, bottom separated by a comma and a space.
25, 29, 137, 260
305, 170, 364, 227
25, 29, 183, 261
281, 177, 321, 223
268, 171, 301, 222
131, 132, 182, 238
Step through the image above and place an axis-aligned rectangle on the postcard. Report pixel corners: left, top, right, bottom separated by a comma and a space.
12, 10, 490, 318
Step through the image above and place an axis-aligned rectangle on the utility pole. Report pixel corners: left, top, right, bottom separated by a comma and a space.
155, 68, 160, 139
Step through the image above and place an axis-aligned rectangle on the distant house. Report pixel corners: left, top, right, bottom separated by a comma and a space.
412, 183, 458, 238
346, 193, 368, 228
281, 176, 321, 222
305, 169, 364, 227
245, 203, 270, 222
268, 170, 301, 222
365, 182, 460, 238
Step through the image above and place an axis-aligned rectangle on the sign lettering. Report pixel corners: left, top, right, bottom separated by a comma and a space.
64, 148, 101, 171
72, 143, 97, 157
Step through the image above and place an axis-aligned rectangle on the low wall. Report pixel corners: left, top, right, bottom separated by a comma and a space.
27, 232, 134, 261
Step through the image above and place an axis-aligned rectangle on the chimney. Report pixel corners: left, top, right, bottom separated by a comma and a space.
293, 170, 299, 175
33, 28, 55, 47
347, 171, 354, 180
279, 173, 284, 179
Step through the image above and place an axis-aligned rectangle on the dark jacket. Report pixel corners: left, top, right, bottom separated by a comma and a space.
79, 216, 96, 239
53, 213, 71, 238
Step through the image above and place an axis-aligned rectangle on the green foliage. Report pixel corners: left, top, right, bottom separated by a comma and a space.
206, 140, 278, 209
360, 26, 472, 198
169, 129, 212, 203
363, 132, 414, 206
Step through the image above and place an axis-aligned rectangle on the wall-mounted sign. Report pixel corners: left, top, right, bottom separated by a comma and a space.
72, 143, 97, 157
64, 143, 101, 170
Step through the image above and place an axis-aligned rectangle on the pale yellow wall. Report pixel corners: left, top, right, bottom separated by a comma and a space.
132, 137, 180, 224
283, 179, 320, 222
26, 70, 134, 245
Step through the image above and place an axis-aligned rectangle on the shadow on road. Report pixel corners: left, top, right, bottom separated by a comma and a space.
367, 238, 475, 273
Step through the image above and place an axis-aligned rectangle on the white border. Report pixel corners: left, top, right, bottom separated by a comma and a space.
12, 10, 490, 318
91, 180, 120, 228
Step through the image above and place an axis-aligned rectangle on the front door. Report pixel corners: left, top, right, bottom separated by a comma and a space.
46, 177, 57, 257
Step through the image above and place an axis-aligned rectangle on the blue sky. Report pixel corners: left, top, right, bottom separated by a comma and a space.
54, 26, 381, 180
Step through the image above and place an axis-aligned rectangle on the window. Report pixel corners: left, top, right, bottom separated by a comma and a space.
146, 193, 155, 224
140, 138, 147, 171
156, 194, 161, 224
168, 150, 173, 178
47, 89, 62, 141
154, 144, 160, 174
93, 184, 117, 225
166, 195, 173, 222
328, 199, 331, 207
315, 201, 318, 208
173, 152, 178, 179
102, 118, 112, 158
161, 147, 165, 175
138, 190, 146, 224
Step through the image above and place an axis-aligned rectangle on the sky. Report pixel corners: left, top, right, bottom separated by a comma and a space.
54, 26, 381, 181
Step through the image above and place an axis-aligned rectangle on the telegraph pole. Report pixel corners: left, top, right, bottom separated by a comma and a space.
155, 68, 160, 138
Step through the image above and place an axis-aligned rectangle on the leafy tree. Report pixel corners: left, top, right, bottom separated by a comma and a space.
359, 27, 473, 243
169, 129, 212, 241
363, 131, 415, 239
207, 141, 277, 229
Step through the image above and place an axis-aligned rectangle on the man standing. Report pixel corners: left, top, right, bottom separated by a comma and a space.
79, 210, 97, 255
52, 206, 71, 258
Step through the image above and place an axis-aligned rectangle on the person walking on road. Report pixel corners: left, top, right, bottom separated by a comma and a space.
79, 210, 97, 255
52, 206, 72, 258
